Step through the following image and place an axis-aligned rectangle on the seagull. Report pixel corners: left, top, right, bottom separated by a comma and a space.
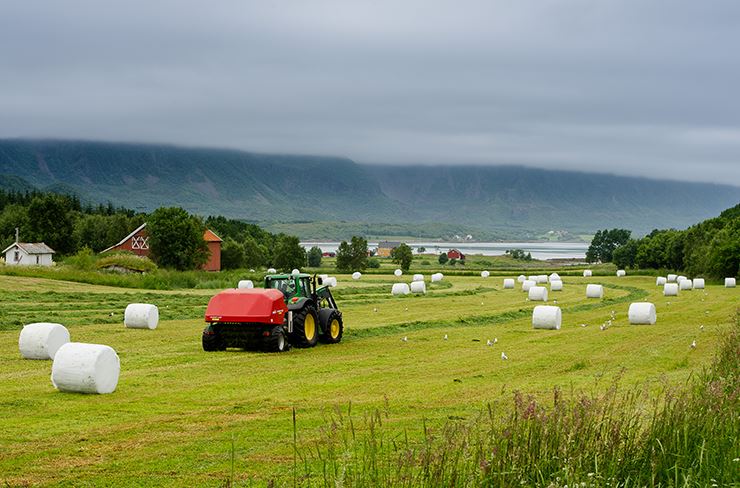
705, 311, 710, 315
690, 340, 696, 349
493, 338, 498, 344
402, 336, 408, 342
553, 299, 558, 304
486, 339, 493, 347
481, 302, 484, 305
600, 324, 606, 331
405, 307, 408, 311
373, 307, 378, 313
580, 323, 588, 327
501, 352, 508, 360
700, 325, 704, 331
443, 334, 448, 340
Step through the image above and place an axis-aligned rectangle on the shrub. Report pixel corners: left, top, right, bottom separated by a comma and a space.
97, 252, 157, 273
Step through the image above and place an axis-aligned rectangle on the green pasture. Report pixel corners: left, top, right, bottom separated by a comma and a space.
0, 271, 737, 486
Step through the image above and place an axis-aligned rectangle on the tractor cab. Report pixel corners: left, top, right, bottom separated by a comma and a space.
265, 273, 312, 301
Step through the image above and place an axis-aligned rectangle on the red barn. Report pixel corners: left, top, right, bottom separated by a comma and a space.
447, 249, 466, 260
102, 223, 222, 271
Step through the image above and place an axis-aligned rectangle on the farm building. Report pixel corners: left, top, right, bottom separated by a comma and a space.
102, 223, 222, 271
447, 249, 466, 260
377, 241, 401, 257
3, 242, 55, 266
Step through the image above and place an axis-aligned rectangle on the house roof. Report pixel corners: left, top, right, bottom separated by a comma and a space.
100, 222, 147, 254
2, 242, 56, 255
203, 229, 222, 242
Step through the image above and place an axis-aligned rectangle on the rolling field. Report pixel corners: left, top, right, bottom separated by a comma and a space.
0, 272, 737, 486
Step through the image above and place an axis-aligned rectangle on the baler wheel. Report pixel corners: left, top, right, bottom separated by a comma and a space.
319, 310, 343, 344
291, 306, 319, 348
202, 329, 225, 351
263, 325, 289, 352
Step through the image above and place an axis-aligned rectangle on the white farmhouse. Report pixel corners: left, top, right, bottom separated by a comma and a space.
3, 242, 55, 266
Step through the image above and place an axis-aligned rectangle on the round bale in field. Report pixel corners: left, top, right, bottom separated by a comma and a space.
656, 277, 667, 286
394, 269, 403, 277
679, 279, 693, 291
693, 278, 705, 289
352, 272, 361, 280
550, 280, 563, 291
616, 269, 626, 277
267, 268, 277, 274
124, 304, 159, 330
628, 302, 656, 325
536, 275, 548, 284
323, 277, 337, 287
237, 280, 253, 289
528, 286, 548, 302
586, 284, 603, 298
291, 269, 300, 275
503, 278, 515, 289
532, 305, 562, 330
549, 273, 560, 282
19, 323, 70, 360
51, 343, 120, 394
583, 269, 592, 277
412, 274, 424, 282
725, 278, 736, 288
481, 270, 490, 278
522, 279, 536, 292
391, 283, 410, 295
517, 274, 527, 283
431, 273, 444, 282
410, 281, 426, 294
663, 283, 679, 296
667, 274, 678, 283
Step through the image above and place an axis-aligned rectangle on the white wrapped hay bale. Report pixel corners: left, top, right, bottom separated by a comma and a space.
550, 280, 563, 291
548, 273, 560, 282
536, 275, 548, 284
267, 268, 277, 274
323, 276, 337, 287
410, 281, 426, 294
124, 304, 159, 330
503, 278, 515, 289
663, 283, 679, 296
583, 269, 592, 277
19, 323, 70, 360
319, 274, 329, 281
517, 274, 526, 283
667, 274, 677, 282
628, 302, 656, 325
693, 278, 705, 289
391, 283, 410, 295
586, 284, 603, 298
51, 343, 120, 394
352, 272, 362, 280
532, 305, 561, 330
725, 278, 736, 288
679, 279, 693, 291
481, 270, 490, 278
677, 275, 687, 283
656, 277, 667, 286
528, 275, 537, 282
528, 286, 548, 301
431, 273, 444, 282
291, 269, 300, 275
394, 269, 403, 277
616, 269, 626, 277
237, 280, 253, 289
522, 280, 536, 292
412, 274, 424, 282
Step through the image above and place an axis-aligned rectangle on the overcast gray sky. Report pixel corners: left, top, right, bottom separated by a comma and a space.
1, 0, 739, 185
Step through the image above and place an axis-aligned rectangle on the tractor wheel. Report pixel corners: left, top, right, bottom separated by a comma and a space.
262, 325, 290, 353
202, 329, 225, 351
290, 305, 319, 348
319, 309, 343, 344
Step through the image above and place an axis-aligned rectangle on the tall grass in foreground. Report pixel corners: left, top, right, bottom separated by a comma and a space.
293, 314, 739, 487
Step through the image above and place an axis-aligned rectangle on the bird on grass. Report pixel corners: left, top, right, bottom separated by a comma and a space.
405, 307, 409, 312
443, 334, 448, 340
373, 307, 378, 313
553, 299, 557, 304
690, 340, 697, 349
600, 324, 606, 331
700, 325, 704, 331
486, 339, 493, 347
501, 352, 508, 360
493, 338, 498, 344
109, 312, 115, 317
580, 323, 588, 327
402, 336, 408, 342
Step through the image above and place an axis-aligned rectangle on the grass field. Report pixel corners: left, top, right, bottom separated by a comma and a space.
0, 270, 737, 486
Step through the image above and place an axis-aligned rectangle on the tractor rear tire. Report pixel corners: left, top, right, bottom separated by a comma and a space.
290, 305, 319, 348
262, 325, 290, 353
202, 330, 225, 351
319, 309, 343, 344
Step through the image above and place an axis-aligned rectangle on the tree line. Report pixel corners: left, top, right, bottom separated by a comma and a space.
586, 204, 739, 278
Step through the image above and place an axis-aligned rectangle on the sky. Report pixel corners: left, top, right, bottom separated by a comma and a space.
1, 0, 739, 185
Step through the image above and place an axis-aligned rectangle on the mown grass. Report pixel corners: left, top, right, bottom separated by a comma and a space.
0, 273, 737, 486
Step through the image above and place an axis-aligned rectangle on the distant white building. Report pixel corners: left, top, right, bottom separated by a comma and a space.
2, 242, 56, 266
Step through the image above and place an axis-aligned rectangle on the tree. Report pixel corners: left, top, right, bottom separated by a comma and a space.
148, 207, 208, 270
335, 236, 368, 272
438, 252, 449, 265
391, 243, 413, 271
272, 235, 306, 271
26, 194, 76, 255
417, 246, 426, 253
243, 236, 266, 269
586, 228, 632, 263
0, 204, 30, 250
307, 246, 322, 267
73, 214, 112, 252
612, 239, 638, 269
220, 238, 245, 270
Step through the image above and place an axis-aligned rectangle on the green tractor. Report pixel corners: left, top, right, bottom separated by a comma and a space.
202, 273, 343, 352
